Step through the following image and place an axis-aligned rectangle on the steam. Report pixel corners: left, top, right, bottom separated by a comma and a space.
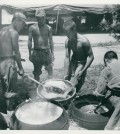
23, 77, 40, 100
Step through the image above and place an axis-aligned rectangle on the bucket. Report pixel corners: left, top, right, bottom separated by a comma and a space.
69, 95, 114, 130
10, 99, 69, 130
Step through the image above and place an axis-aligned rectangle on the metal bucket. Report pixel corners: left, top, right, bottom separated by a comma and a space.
10, 99, 69, 130
69, 95, 114, 130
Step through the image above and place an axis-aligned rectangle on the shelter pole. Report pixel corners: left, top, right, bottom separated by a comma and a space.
55, 7, 60, 34
0, 6, 2, 29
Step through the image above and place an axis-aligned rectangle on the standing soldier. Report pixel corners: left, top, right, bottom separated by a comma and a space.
28, 9, 54, 81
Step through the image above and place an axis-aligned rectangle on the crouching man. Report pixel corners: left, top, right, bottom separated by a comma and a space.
93, 51, 120, 130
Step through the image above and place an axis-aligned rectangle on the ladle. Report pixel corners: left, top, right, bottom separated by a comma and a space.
94, 93, 112, 113
23, 75, 72, 100
24, 75, 43, 86
94, 86, 120, 114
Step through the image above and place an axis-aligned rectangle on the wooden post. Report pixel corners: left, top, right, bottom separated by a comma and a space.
0, 6, 2, 29
55, 7, 60, 34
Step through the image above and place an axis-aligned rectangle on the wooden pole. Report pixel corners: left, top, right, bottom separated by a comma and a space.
0, 6, 2, 29
55, 7, 60, 34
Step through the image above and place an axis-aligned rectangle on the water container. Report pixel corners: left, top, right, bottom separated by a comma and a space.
69, 95, 114, 130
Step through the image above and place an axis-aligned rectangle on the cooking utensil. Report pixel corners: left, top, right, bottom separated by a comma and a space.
10, 99, 69, 130
37, 79, 76, 102
22, 76, 75, 101
40, 85, 72, 99
23, 75, 43, 86
94, 86, 120, 114
69, 95, 113, 130
94, 93, 112, 113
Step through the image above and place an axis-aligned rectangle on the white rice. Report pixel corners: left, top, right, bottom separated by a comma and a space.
16, 101, 63, 124
44, 80, 68, 91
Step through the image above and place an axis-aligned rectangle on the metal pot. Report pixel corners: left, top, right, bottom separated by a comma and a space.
37, 79, 76, 109
37, 79, 76, 102
69, 95, 114, 130
10, 99, 69, 130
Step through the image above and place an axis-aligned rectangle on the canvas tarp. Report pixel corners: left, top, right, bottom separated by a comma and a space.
0, 4, 111, 34
23, 4, 109, 17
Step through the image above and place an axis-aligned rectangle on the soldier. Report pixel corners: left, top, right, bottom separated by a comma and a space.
63, 20, 94, 93
28, 9, 54, 81
93, 51, 120, 130
0, 12, 26, 116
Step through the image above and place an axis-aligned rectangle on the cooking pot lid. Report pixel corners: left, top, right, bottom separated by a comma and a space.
15, 101, 63, 125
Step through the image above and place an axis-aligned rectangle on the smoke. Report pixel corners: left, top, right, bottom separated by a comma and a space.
14, 76, 44, 108
23, 77, 39, 100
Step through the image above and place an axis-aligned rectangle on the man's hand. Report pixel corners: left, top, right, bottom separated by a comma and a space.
70, 76, 78, 87
64, 75, 69, 80
51, 53, 55, 62
74, 64, 84, 79
76, 71, 83, 79
18, 68, 24, 76
5, 92, 17, 98
93, 90, 105, 97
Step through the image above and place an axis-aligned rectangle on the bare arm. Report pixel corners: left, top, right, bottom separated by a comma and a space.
48, 27, 54, 61
64, 39, 71, 78
28, 26, 33, 59
82, 37, 94, 73
94, 67, 109, 96
11, 31, 24, 73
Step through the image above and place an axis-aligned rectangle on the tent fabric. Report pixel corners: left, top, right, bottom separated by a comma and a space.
23, 4, 109, 16
24, 5, 72, 16
63, 4, 109, 14
0, 5, 24, 14
0, 4, 109, 17
0, 4, 111, 34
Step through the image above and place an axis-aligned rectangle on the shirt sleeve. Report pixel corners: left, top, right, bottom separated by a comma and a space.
95, 67, 110, 95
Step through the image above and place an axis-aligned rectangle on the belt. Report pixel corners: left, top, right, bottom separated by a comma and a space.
34, 48, 50, 52
71, 58, 86, 64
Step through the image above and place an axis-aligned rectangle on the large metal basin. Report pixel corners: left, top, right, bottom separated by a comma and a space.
10, 99, 69, 130
69, 95, 114, 130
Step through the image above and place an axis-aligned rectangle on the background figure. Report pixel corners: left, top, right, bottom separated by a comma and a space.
93, 51, 120, 130
0, 12, 26, 115
28, 9, 54, 81
63, 20, 94, 93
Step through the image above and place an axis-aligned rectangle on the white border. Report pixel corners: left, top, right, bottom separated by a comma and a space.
0, 0, 120, 133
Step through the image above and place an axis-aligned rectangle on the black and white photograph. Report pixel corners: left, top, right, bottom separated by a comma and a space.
0, 0, 120, 131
